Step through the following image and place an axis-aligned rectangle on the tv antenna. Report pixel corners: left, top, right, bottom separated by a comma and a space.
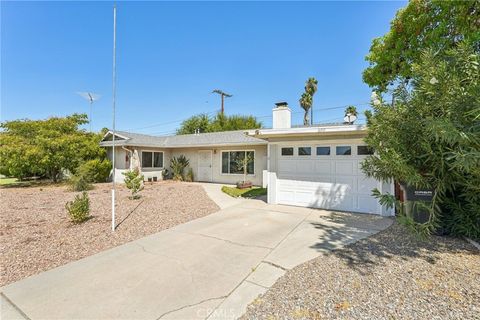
212, 89, 232, 114
77, 92, 101, 132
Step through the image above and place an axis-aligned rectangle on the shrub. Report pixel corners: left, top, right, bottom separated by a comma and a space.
68, 159, 111, 191
123, 168, 144, 199
65, 191, 90, 223
185, 167, 194, 182
69, 173, 93, 191
170, 155, 189, 181
162, 168, 170, 180
76, 159, 112, 183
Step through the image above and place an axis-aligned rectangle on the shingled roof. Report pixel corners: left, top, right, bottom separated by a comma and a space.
99, 130, 267, 148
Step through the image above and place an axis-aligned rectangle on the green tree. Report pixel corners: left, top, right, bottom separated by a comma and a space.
299, 93, 312, 125
176, 114, 211, 135
123, 169, 144, 199
209, 113, 262, 132
299, 77, 318, 125
0, 114, 106, 182
176, 112, 262, 134
363, 0, 480, 92
362, 45, 480, 239
345, 106, 358, 116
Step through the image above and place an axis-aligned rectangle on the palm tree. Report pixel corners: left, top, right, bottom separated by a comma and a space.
344, 105, 358, 124
306, 78, 318, 124
299, 92, 313, 125
345, 105, 358, 116
299, 77, 318, 125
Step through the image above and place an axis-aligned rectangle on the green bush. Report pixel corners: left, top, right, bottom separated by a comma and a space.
76, 159, 112, 183
185, 167, 194, 182
123, 168, 144, 199
65, 191, 90, 223
68, 173, 93, 191
170, 155, 189, 181
68, 159, 111, 191
162, 168, 170, 180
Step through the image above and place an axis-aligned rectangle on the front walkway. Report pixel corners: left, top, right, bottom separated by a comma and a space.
1, 189, 392, 320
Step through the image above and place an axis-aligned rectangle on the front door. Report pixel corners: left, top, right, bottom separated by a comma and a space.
197, 150, 213, 182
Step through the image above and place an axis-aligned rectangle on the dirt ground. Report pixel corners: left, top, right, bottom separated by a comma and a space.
0, 181, 219, 287
242, 222, 480, 320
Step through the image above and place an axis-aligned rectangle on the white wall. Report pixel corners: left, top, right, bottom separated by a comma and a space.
170, 145, 267, 186
106, 147, 129, 170
108, 145, 268, 185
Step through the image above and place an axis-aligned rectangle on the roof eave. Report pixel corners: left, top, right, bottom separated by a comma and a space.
245, 125, 367, 138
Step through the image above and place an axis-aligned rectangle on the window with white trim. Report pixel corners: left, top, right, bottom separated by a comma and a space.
142, 151, 164, 168
316, 146, 331, 155
357, 145, 374, 155
221, 151, 254, 174
281, 147, 294, 156
336, 146, 352, 155
298, 147, 311, 156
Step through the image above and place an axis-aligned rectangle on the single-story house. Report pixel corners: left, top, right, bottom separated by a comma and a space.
100, 102, 393, 216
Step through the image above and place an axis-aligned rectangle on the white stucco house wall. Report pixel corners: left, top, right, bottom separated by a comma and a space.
100, 102, 394, 216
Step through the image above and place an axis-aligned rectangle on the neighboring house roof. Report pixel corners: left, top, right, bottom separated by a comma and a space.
99, 130, 268, 148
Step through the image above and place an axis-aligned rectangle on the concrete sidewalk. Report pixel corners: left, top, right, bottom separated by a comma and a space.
1, 198, 392, 320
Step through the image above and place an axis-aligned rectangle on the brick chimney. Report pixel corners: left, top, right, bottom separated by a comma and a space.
272, 102, 291, 129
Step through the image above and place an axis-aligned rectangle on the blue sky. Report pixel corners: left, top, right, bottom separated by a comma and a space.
1, 1, 406, 135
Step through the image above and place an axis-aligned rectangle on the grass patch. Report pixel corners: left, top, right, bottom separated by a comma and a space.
221, 186, 267, 198
0, 178, 68, 189
0, 178, 18, 186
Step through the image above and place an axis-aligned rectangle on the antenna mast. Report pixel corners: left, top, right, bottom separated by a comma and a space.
111, 3, 117, 232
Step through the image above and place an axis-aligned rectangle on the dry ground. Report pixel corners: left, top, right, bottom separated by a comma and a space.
0, 181, 219, 287
242, 222, 479, 320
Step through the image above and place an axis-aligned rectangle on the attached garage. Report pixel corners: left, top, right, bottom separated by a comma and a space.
264, 138, 394, 216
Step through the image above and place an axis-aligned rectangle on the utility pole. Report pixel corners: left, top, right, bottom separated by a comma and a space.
212, 89, 232, 114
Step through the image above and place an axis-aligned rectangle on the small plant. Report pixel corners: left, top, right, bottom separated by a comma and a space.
235, 152, 253, 186
65, 191, 90, 223
123, 168, 144, 199
68, 173, 93, 192
185, 167, 194, 182
162, 168, 170, 180
170, 155, 190, 181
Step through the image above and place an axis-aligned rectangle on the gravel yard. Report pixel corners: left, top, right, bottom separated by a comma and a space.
242, 222, 479, 320
0, 181, 219, 287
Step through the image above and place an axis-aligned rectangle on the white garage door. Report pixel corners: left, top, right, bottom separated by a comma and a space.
275, 144, 382, 214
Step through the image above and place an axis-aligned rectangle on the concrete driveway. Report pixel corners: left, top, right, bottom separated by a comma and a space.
1, 195, 392, 320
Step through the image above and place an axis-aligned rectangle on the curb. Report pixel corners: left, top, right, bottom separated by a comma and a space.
465, 237, 480, 251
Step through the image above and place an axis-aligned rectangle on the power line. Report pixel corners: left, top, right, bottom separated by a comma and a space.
121, 108, 219, 131
125, 102, 371, 135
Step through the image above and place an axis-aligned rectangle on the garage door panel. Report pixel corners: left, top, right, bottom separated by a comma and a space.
278, 160, 296, 173
314, 161, 332, 174
357, 177, 377, 195
335, 161, 354, 175
296, 160, 314, 174
357, 195, 379, 213
334, 176, 354, 192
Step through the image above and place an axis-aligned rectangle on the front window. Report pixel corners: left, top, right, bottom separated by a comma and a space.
221, 151, 254, 174
142, 151, 164, 168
